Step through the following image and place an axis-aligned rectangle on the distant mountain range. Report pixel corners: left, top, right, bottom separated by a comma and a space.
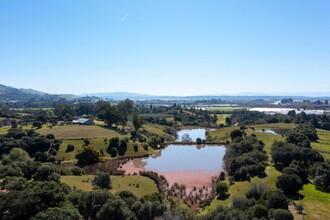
0, 84, 75, 102
1, 83, 330, 102
211, 92, 330, 97
82, 92, 154, 100
84, 92, 330, 100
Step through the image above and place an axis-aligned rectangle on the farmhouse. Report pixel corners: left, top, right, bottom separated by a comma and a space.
72, 118, 94, 125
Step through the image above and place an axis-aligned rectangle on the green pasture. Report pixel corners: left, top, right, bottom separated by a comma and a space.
294, 184, 330, 220
206, 107, 247, 112
61, 175, 158, 198
214, 114, 231, 125
311, 129, 330, 161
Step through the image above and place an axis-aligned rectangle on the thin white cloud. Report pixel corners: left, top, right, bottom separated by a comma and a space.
121, 12, 130, 22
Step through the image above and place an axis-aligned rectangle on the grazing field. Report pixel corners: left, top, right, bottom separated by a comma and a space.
252, 123, 296, 135
206, 107, 247, 112
311, 129, 330, 161
295, 184, 330, 220
111, 175, 159, 197
61, 175, 158, 197
246, 129, 285, 156
207, 127, 236, 142
61, 175, 95, 191
38, 124, 127, 139
214, 114, 231, 125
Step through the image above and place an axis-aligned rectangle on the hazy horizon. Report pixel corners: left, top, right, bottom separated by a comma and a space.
3, 82, 330, 97
1, 0, 329, 96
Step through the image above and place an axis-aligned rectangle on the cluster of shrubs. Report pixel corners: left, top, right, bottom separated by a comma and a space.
75, 145, 103, 166
139, 105, 217, 127
107, 137, 129, 157
271, 124, 329, 196
231, 109, 330, 131
0, 128, 61, 163
310, 162, 330, 192
144, 117, 174, 126
0, 147, 169, 220
224, 130, 268, 181
201, 183, 294, 220
285, 124, 318, 147
148, 136, 165, 149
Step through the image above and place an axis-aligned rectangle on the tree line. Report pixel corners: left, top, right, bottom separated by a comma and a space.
230, 109, 330, 131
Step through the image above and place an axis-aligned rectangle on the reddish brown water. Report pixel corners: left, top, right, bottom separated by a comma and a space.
121, 144, 226, 189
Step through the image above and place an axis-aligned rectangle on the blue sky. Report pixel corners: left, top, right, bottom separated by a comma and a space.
0, 0, 329, 96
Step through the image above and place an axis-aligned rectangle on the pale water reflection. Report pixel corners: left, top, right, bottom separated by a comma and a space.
131, 144, 225, 172
256, 129, 278, 135
176, 128, 206, 142
121, 144, 226, 188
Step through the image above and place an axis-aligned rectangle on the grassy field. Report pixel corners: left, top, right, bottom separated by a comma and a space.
207, 127, 235, 142
61, 175, 95, 191
38, 124, 128, 139
214, 114, 231, 125
311, 129, 330, 161
206, 107, 247, 112
0, 125, 33, 135
111, 175, 159, 197
143, 124, 175, 141
94, 120, 106, 126
61, 175, 158, 197
0, 127, 10, 135
293, 184, 330, 220
248, 130, 285, 156
37, 124, 160, 162
252, 123, 296, 135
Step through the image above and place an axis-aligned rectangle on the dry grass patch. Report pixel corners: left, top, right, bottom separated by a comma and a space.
38, 124, 127, 139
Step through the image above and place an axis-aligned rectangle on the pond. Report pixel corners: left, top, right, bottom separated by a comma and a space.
176, 128, 206, 142
121, 144, 226, 188
256, 129, 278, 135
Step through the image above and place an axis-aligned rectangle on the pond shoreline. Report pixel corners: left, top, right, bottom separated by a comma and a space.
164, 141, 228, 146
